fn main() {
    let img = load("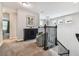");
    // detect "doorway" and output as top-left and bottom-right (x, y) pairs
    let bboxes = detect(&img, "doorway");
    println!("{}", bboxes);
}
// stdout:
(2, 13), (10, 39)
